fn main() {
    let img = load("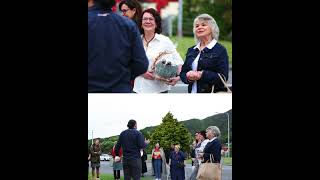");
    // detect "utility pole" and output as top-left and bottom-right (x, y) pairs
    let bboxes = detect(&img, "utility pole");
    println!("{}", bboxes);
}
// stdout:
(178, 0), (183, 38)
